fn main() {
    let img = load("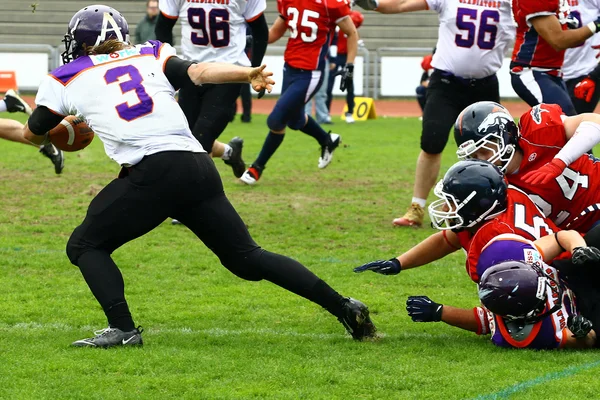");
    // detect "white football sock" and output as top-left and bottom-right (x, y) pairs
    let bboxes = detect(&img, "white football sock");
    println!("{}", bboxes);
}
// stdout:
(0, 100), (7, 113)
(221, 144), (232, 160)
(412, 197), (426, 208)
